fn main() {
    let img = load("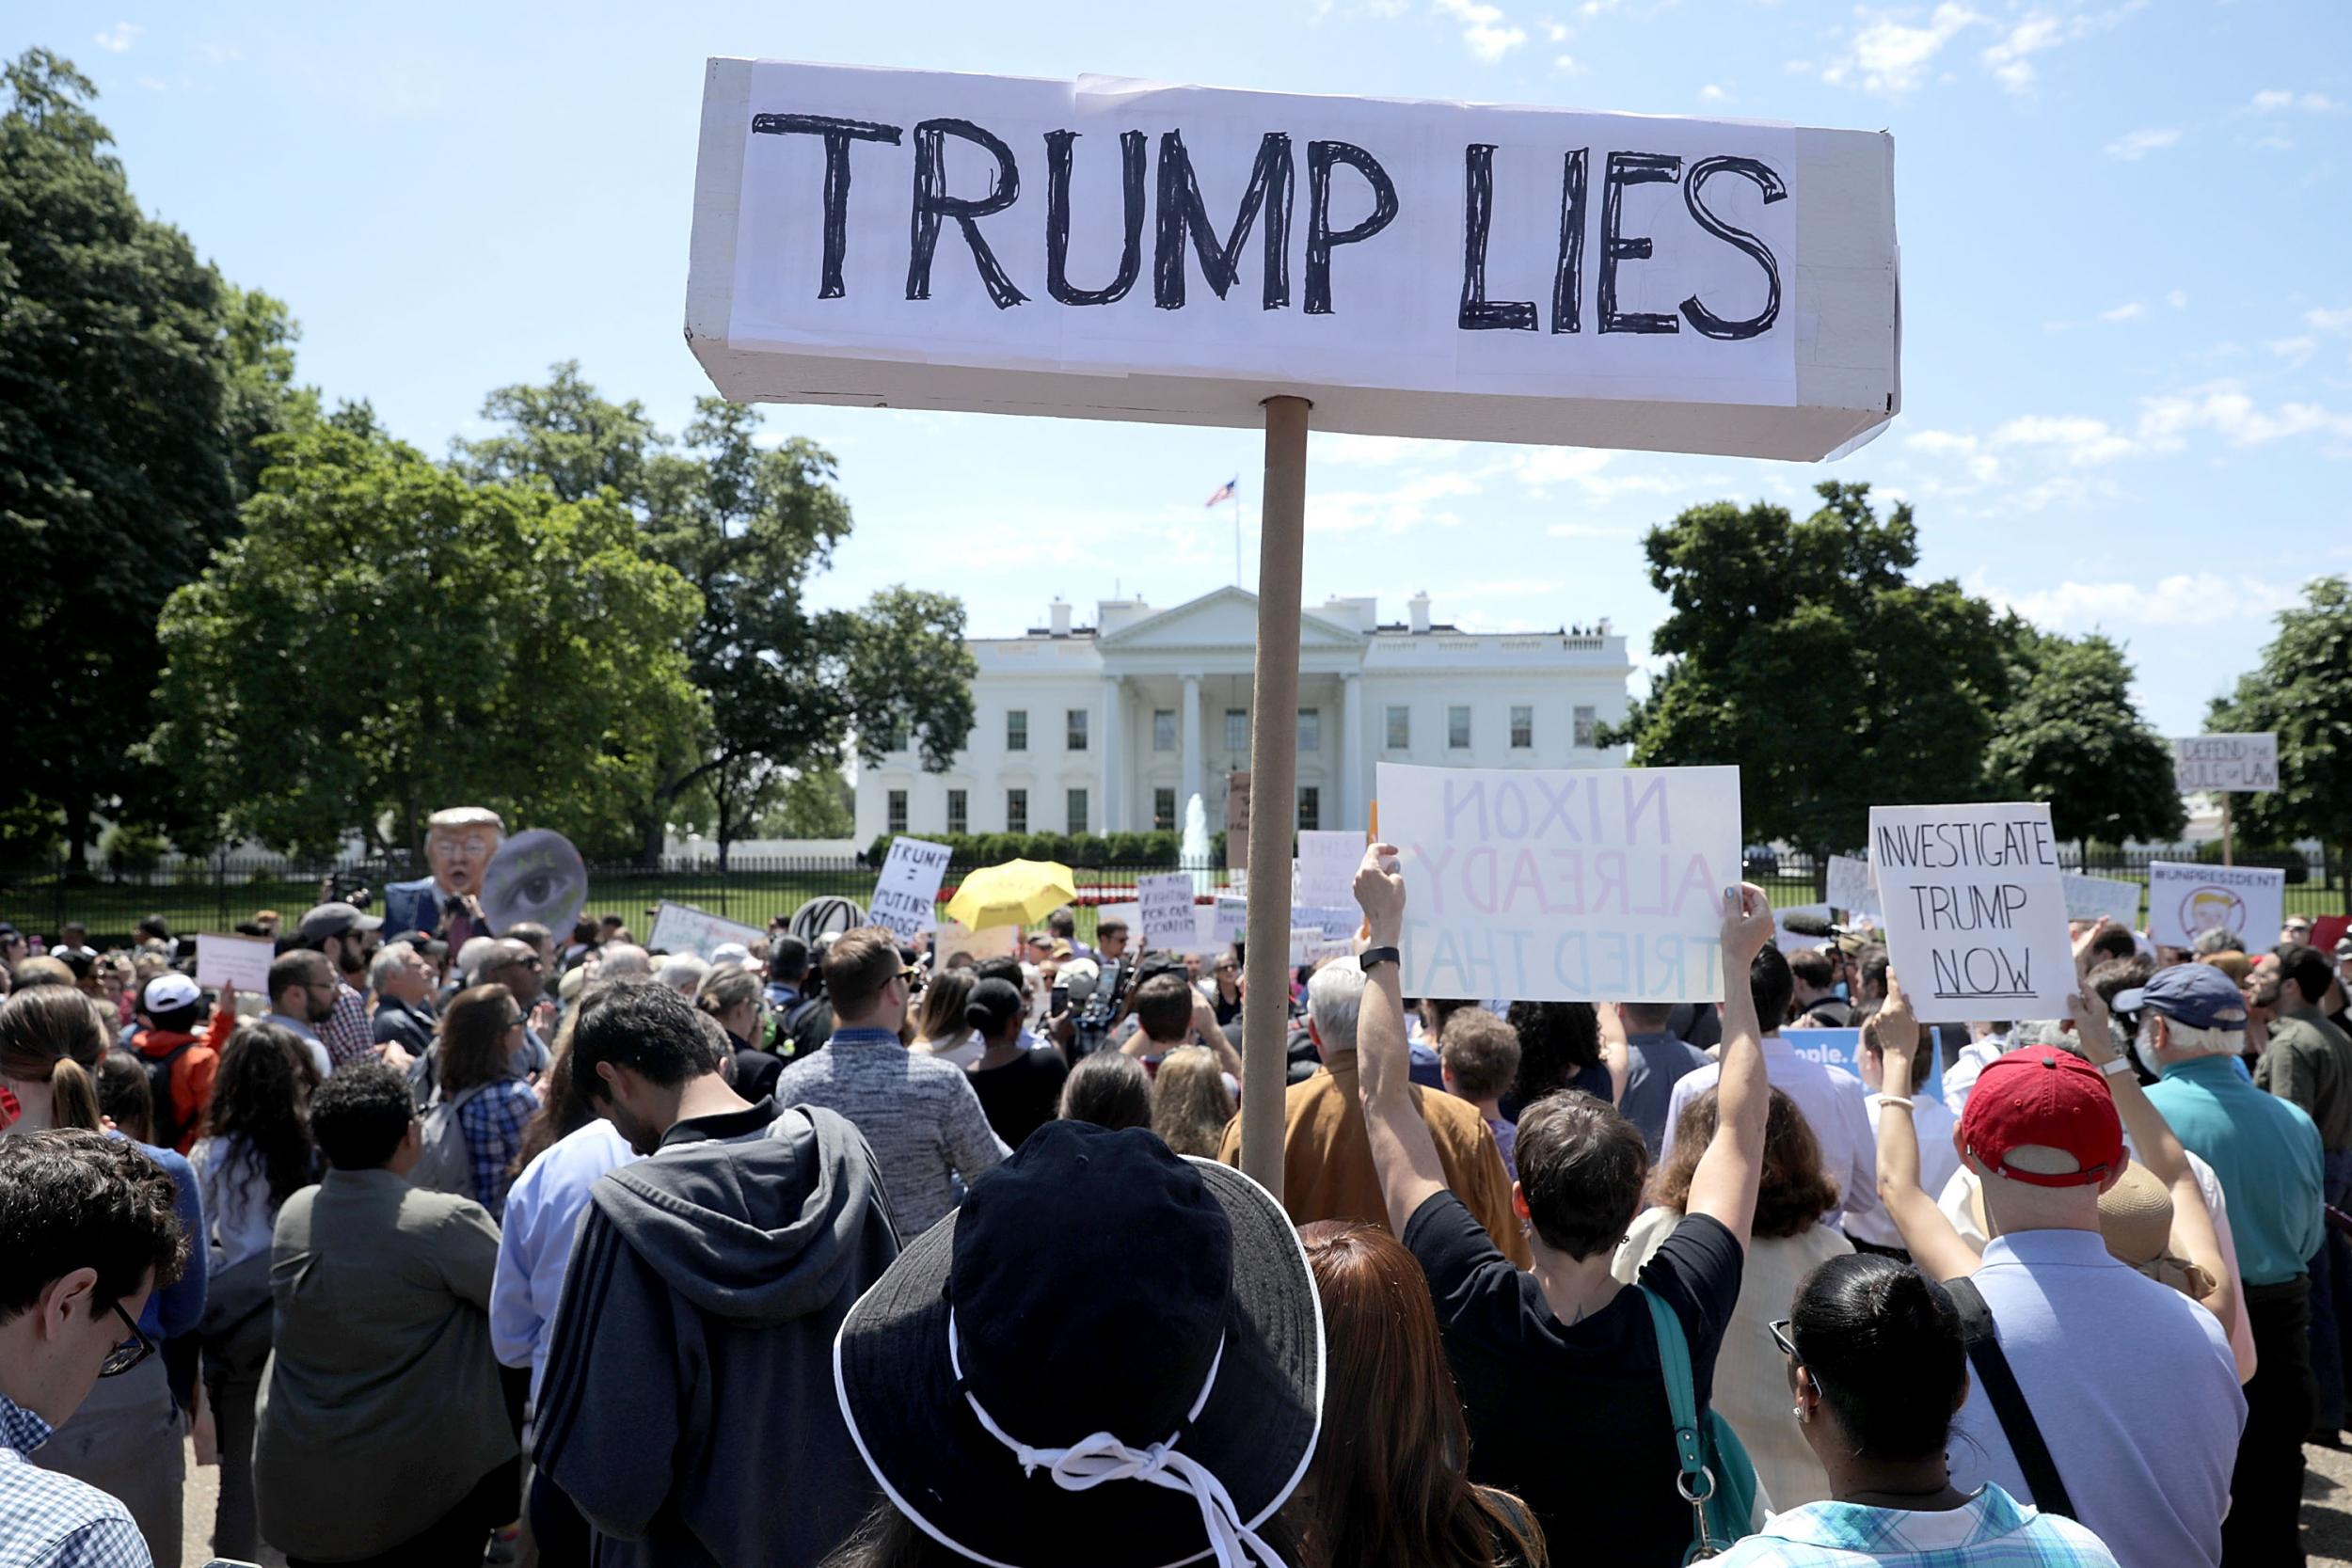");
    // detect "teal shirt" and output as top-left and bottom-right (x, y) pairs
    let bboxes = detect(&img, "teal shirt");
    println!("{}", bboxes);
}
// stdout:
(2147, 1053), (2325, 1285)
